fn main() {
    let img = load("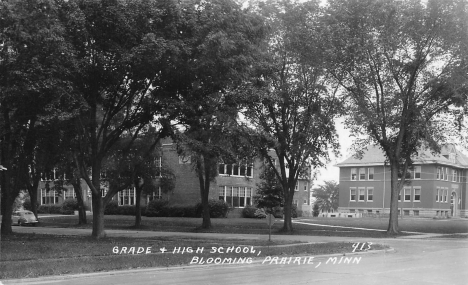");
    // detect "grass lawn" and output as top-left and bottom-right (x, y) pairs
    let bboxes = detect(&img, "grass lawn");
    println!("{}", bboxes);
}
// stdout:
(0, 233), (388, 279)
(295, 216), (468, 234)
(36, 214), (468, 237)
